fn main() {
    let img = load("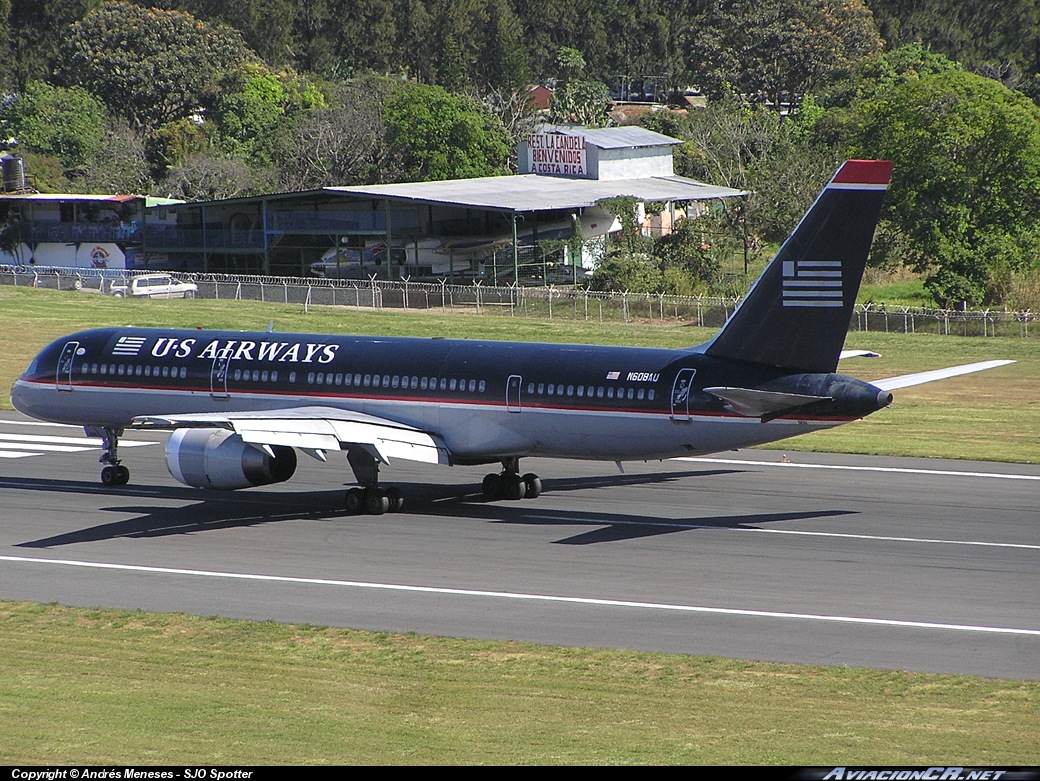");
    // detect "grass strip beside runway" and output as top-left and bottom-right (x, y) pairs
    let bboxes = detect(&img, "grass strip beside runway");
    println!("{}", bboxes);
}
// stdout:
(1, 287), (1037, 462)
(1, 601), (1037, 764)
